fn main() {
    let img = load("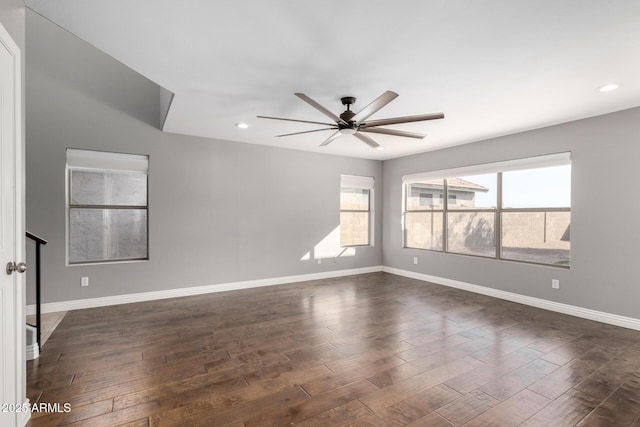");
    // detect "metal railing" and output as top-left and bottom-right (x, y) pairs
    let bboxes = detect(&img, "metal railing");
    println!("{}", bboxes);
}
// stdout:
(26, 231), (47, 348)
